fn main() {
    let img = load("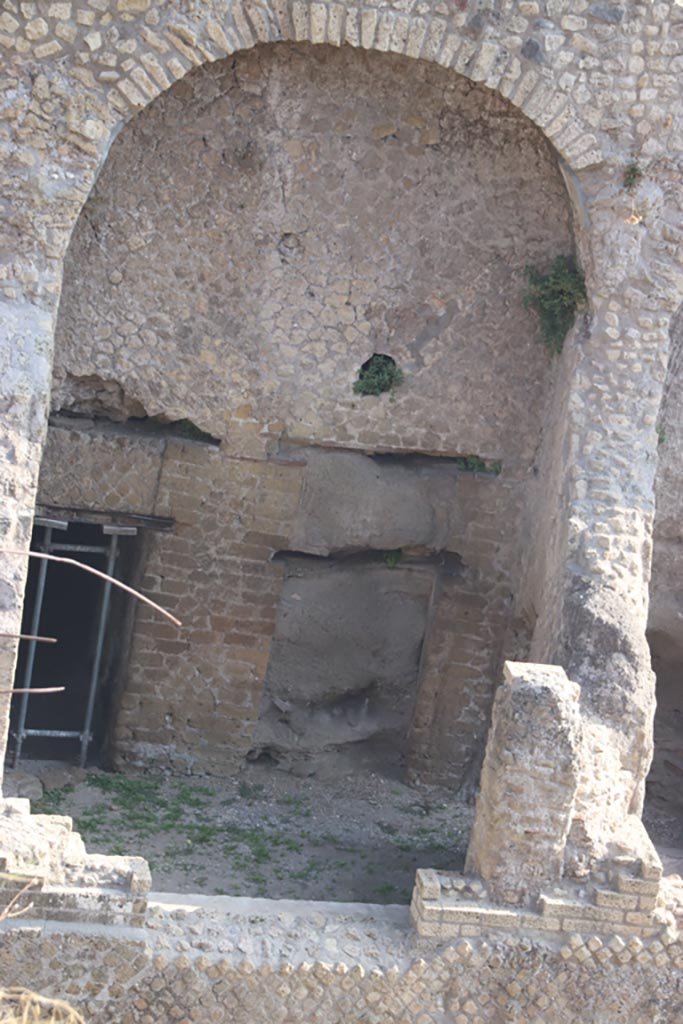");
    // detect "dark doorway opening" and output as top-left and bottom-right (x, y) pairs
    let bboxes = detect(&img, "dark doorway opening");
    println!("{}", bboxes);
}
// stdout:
(8, 519), (142, 766)
(644, 630), (683, 877)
